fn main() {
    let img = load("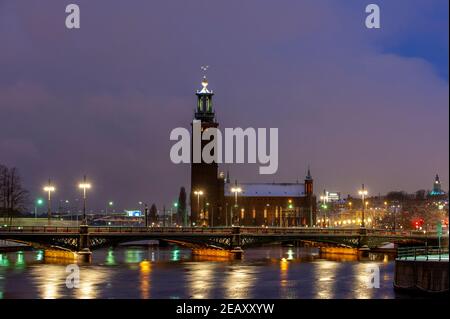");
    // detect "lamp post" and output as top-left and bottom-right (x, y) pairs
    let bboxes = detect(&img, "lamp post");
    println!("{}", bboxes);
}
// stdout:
(35, 198), (44, 219)
(206, 202), (210, 226)
(106, 201), (113, 216)
(358, 184), (368, 228)
(193, 190), (203, 225)
(231, 185), (242, 225)
(319, 195), (325, 228)
(173, 202), (178, 226)
(78, 175), (91, 225)
(43, 179), (55, 226)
